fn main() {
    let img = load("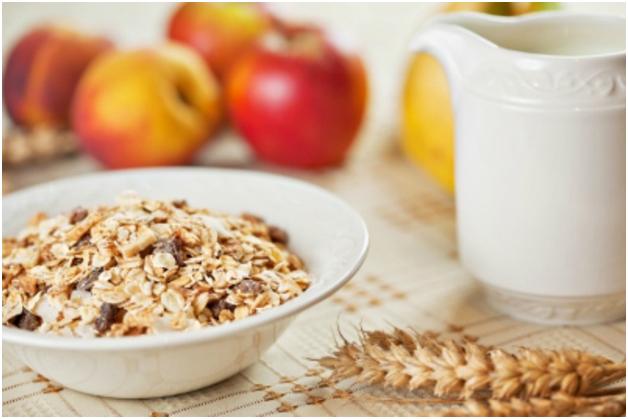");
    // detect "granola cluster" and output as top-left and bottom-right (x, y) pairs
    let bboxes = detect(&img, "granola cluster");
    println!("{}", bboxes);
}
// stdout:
(2, 192), (310, 337)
